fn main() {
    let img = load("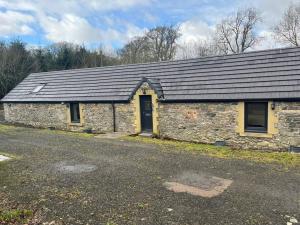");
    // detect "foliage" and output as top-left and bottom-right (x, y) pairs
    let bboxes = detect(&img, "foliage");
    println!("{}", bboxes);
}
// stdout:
(0, 41), (120, 99)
